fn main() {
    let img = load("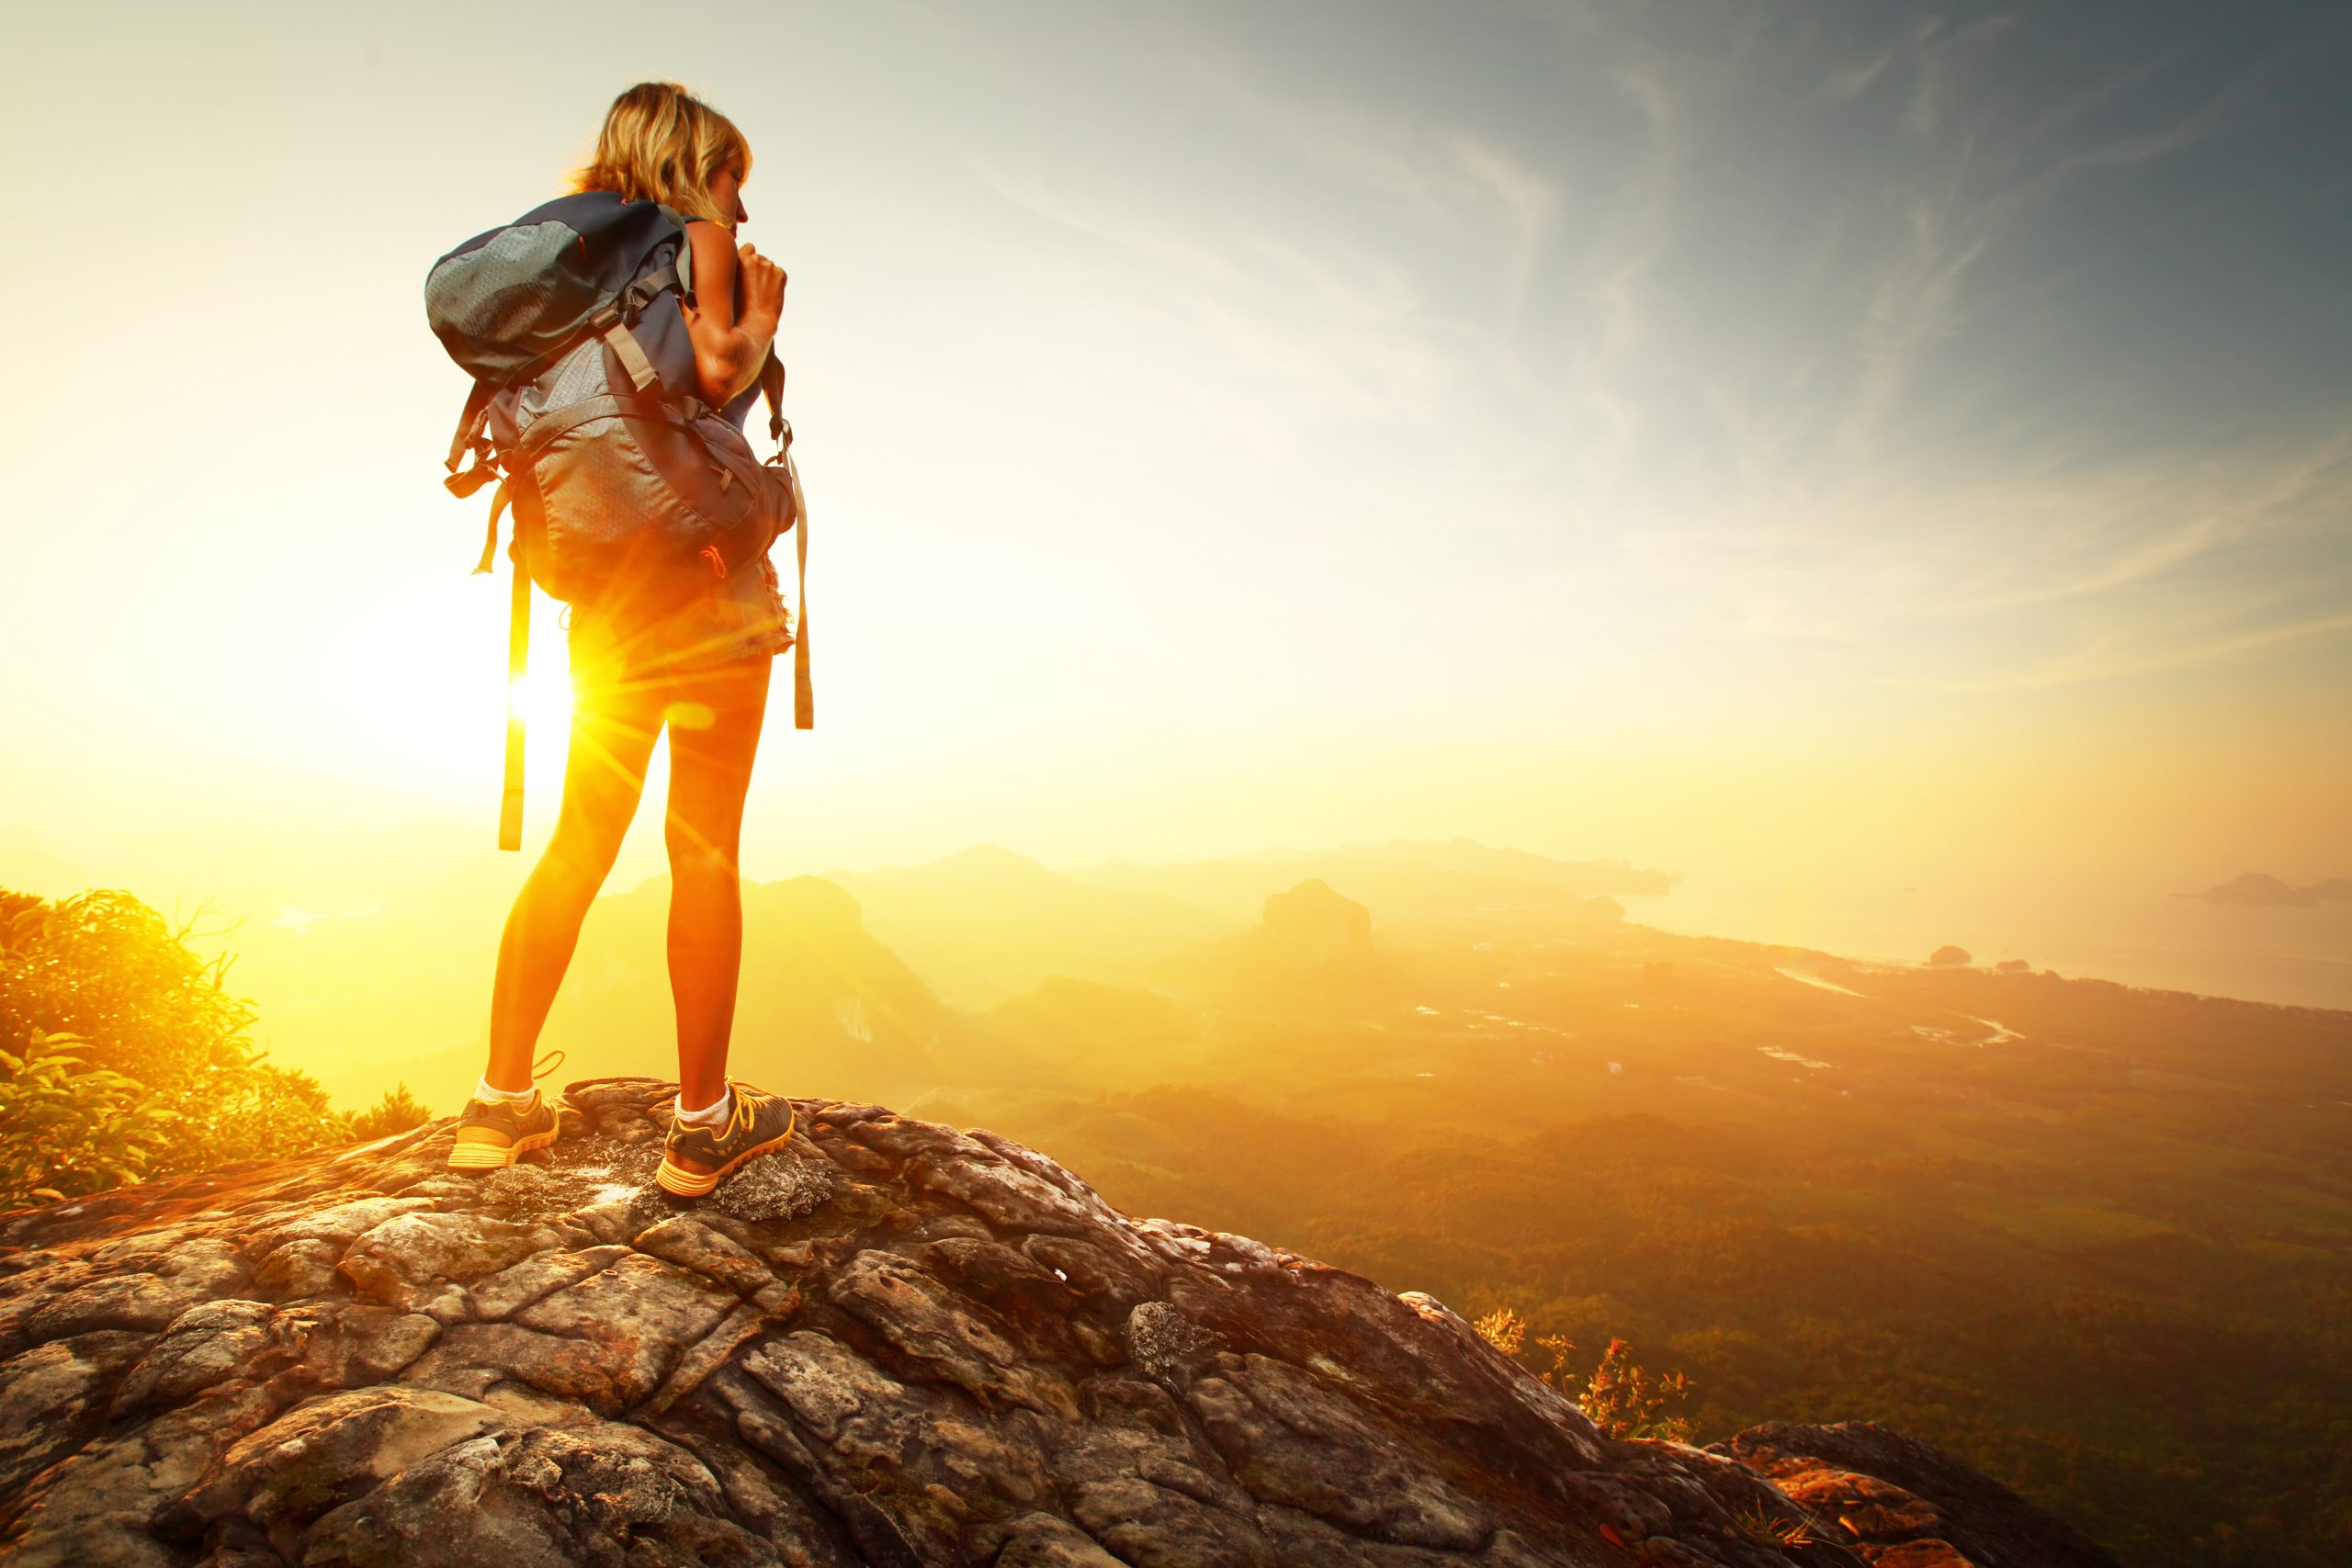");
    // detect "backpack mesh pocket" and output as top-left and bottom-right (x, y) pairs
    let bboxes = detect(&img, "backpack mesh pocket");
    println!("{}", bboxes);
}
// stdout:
(518, 396), (772, 606)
